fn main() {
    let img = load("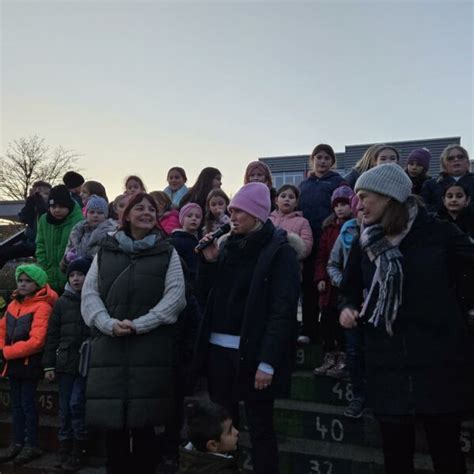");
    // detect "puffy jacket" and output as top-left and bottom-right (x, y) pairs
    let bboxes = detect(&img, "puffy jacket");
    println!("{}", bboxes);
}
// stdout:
(160, 209), (181, 235)
(178, 445), (240, 474)
(64, 218), (117, 262)
(42, 285), (90, 375)
(314, 217), (347, 308)
(269, 210), (313, 259)
(298, 171), (344, 245)
(83, 235), (182, 430)
(0, 285), (58, 378)
(35, 204), (84, 293)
